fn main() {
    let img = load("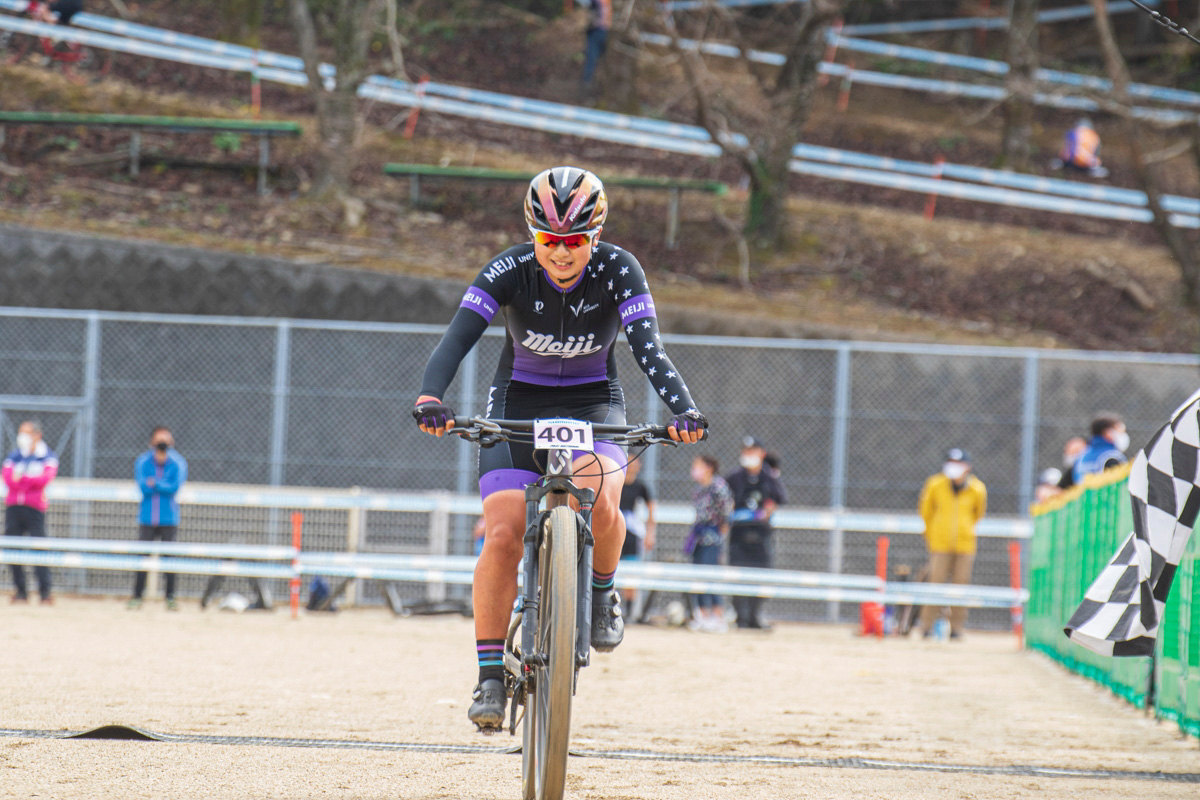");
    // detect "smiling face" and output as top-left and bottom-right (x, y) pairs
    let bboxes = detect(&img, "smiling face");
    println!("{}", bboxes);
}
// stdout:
(531, 228), (598, 288)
